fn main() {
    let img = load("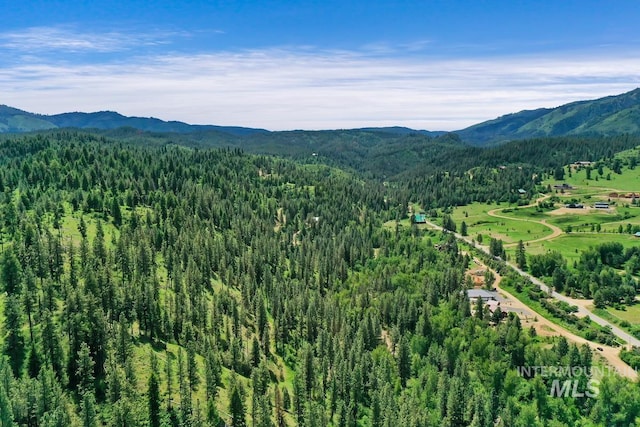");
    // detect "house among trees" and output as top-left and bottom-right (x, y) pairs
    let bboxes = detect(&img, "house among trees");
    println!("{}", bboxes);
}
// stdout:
(574, 161), (593, 167)
(517, 188), (526, 195)
(466, 289), (498, 301)
(413, 213), (427, 223)
(486, 300), (506, 316)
